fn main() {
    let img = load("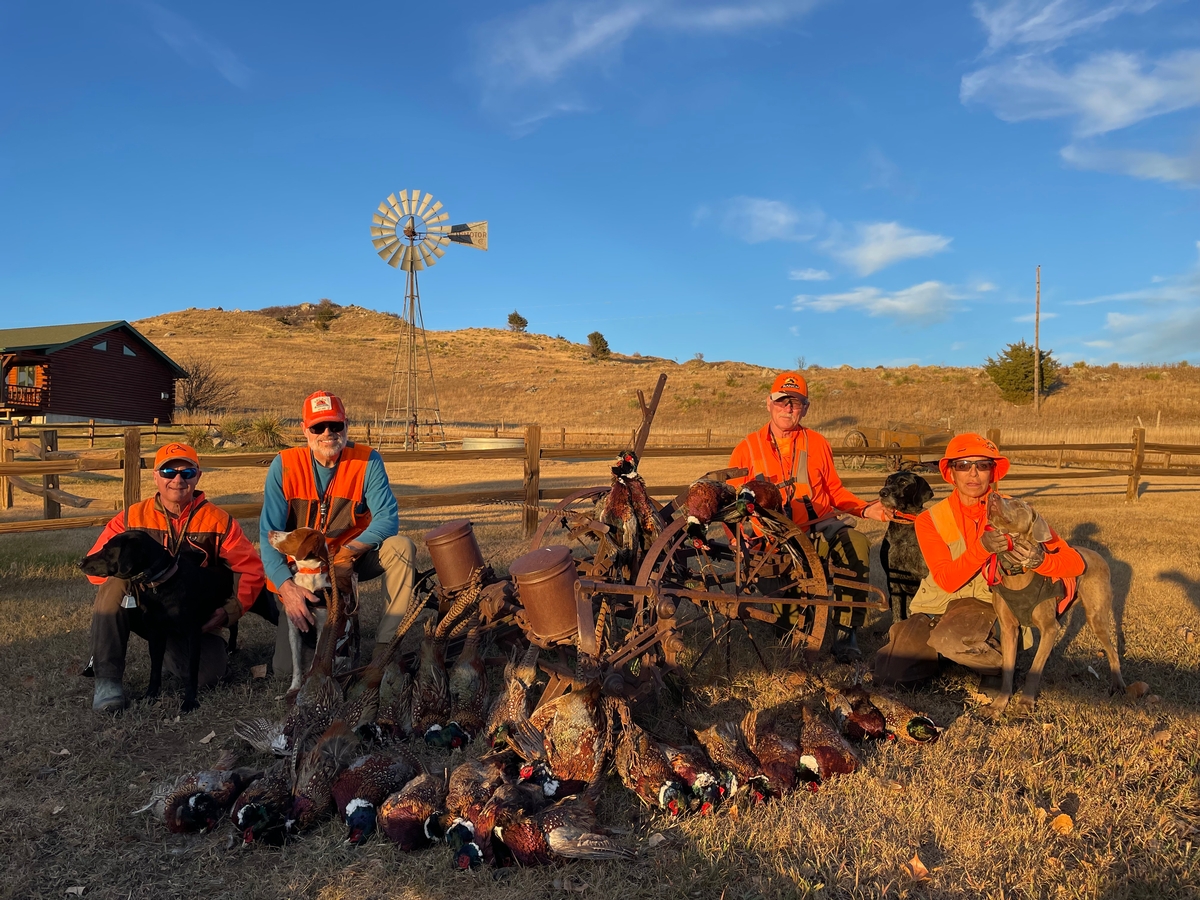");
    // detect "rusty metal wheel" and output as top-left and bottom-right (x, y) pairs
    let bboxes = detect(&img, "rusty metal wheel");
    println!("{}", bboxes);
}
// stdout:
(886, 441), (904, 472)
(530, 486), (622, 580)
(842, 430), (869, 470)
